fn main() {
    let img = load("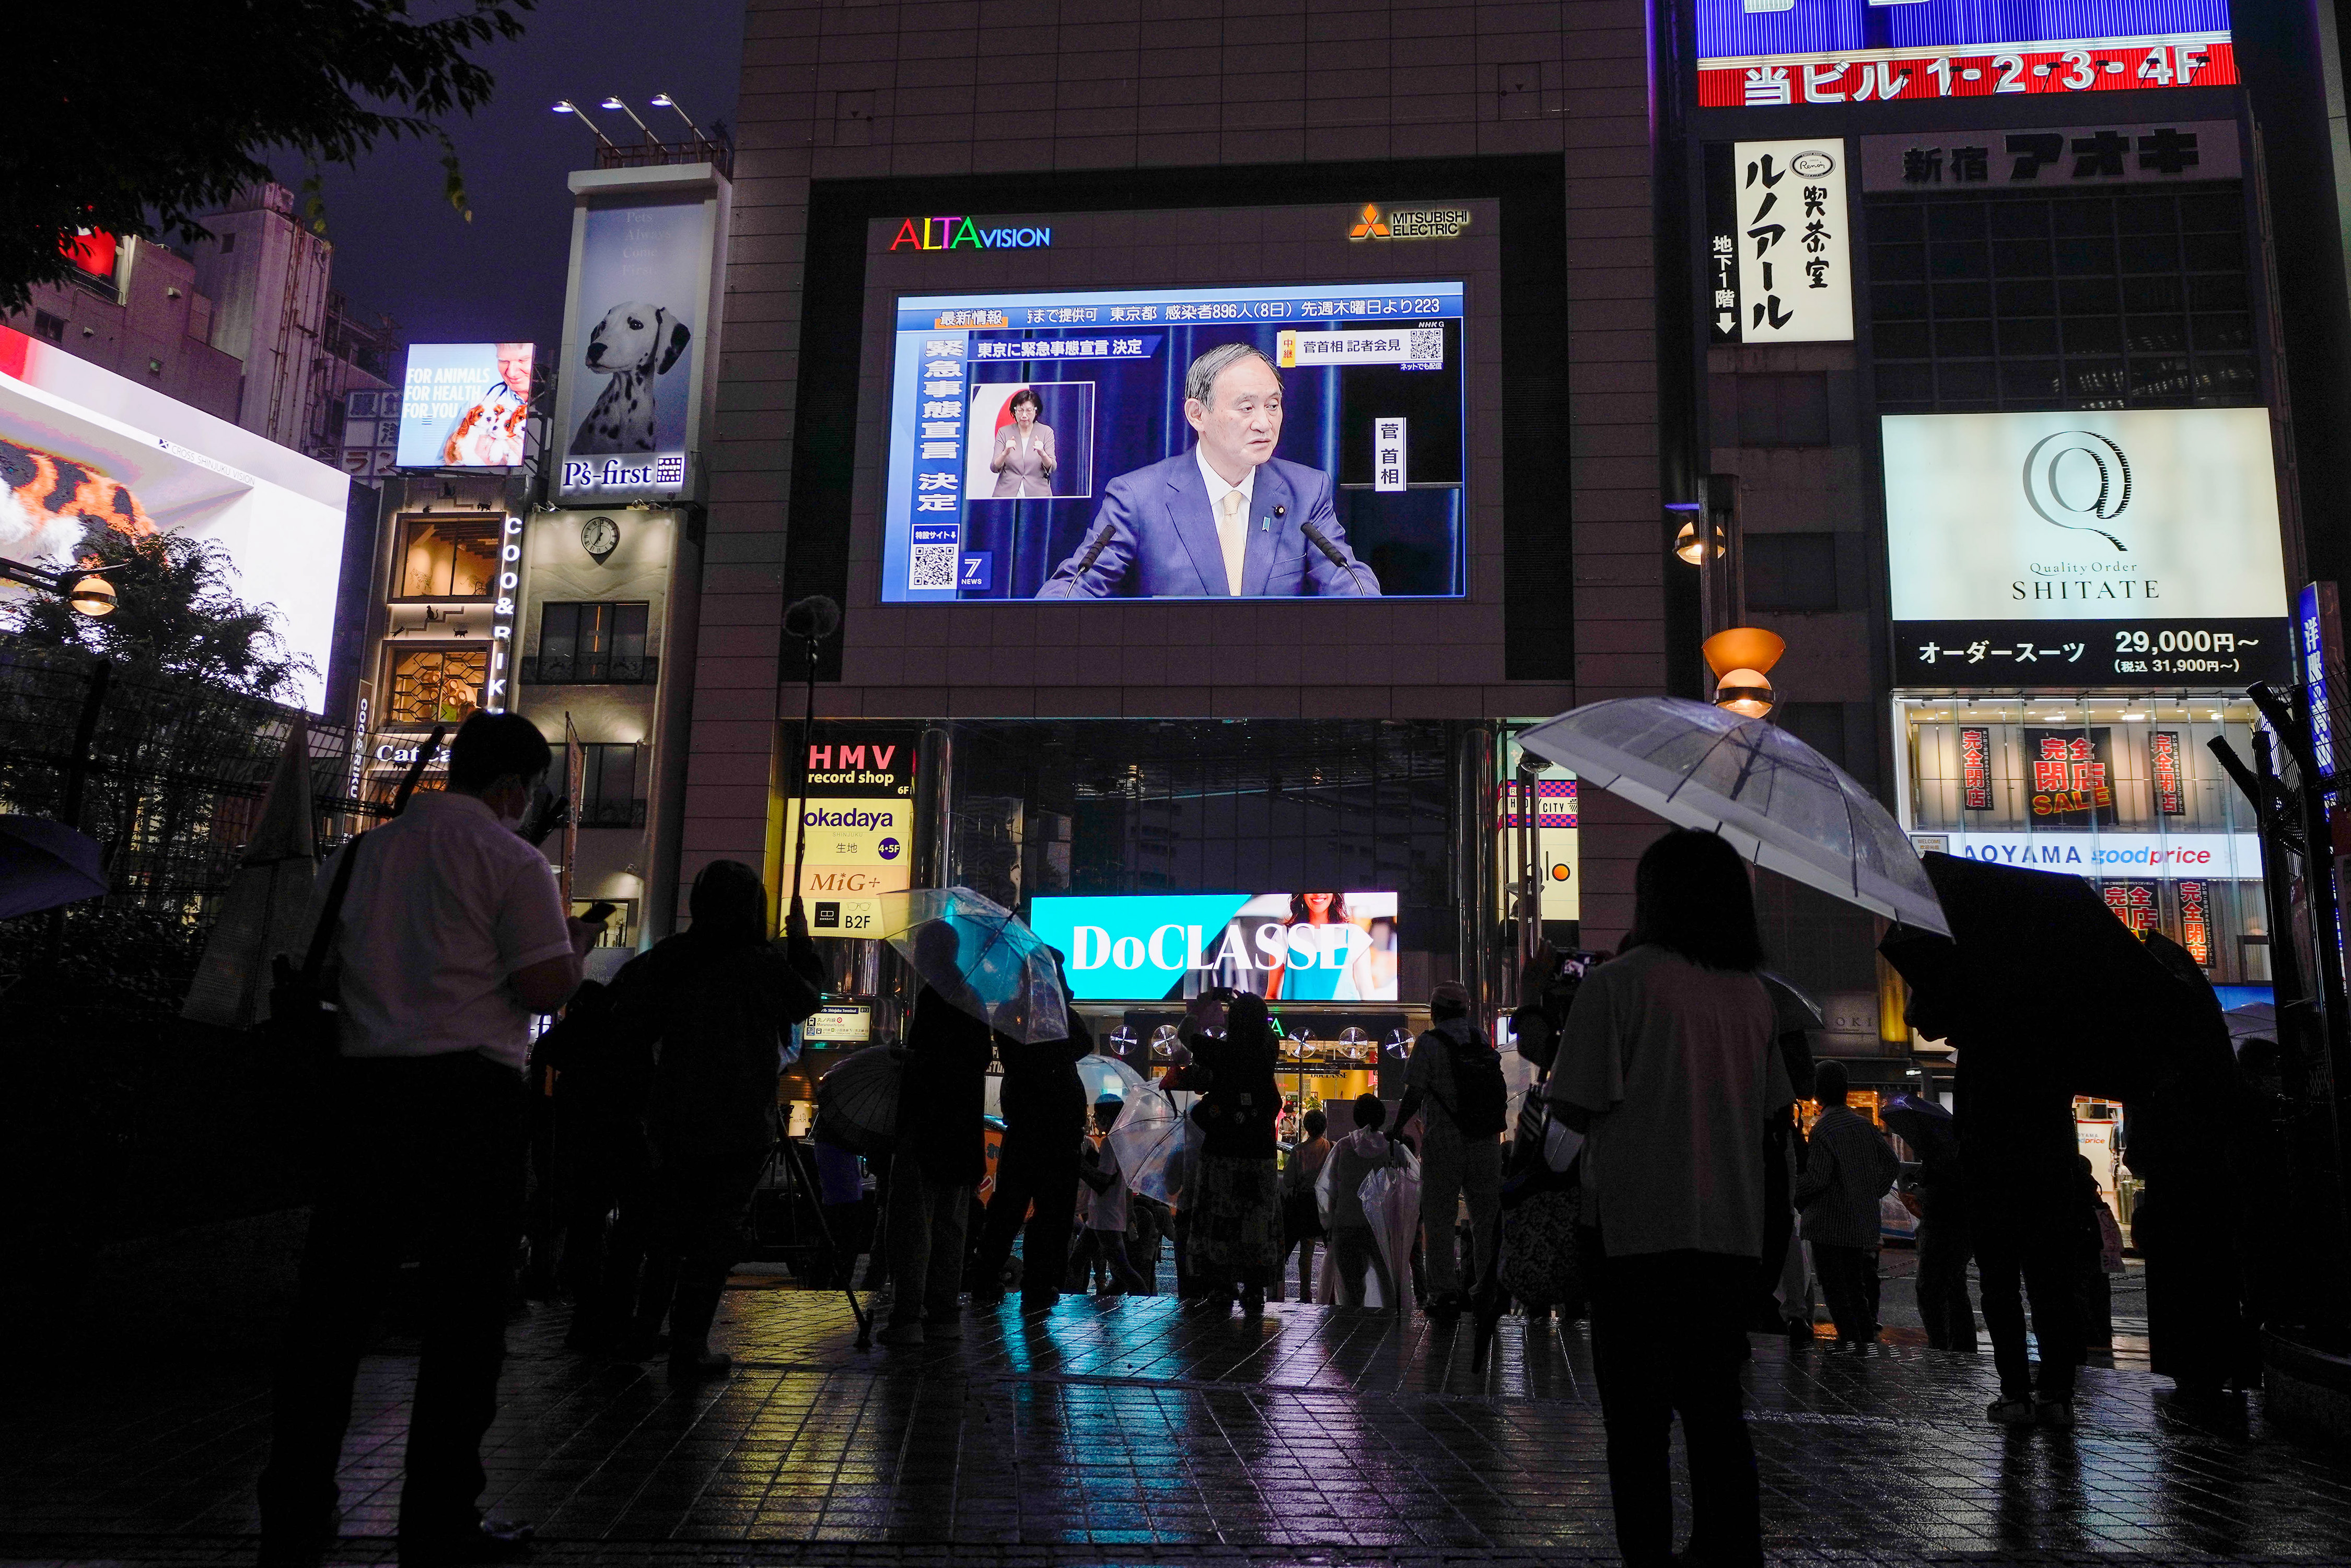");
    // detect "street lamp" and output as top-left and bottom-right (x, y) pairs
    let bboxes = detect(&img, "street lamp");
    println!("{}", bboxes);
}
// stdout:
(1702, 626), (1786, 720)
(649, 92), (704, 137)
(550, 100), (618, 148)
(67, 574), (116, 616)
(2, 557), (119, 618)
(598, 96), (656, 141)
(1674, 519), (1724, 565)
